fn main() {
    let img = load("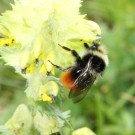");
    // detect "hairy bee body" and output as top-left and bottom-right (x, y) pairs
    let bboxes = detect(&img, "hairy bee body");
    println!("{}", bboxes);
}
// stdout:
(50, 42), (108, 103)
